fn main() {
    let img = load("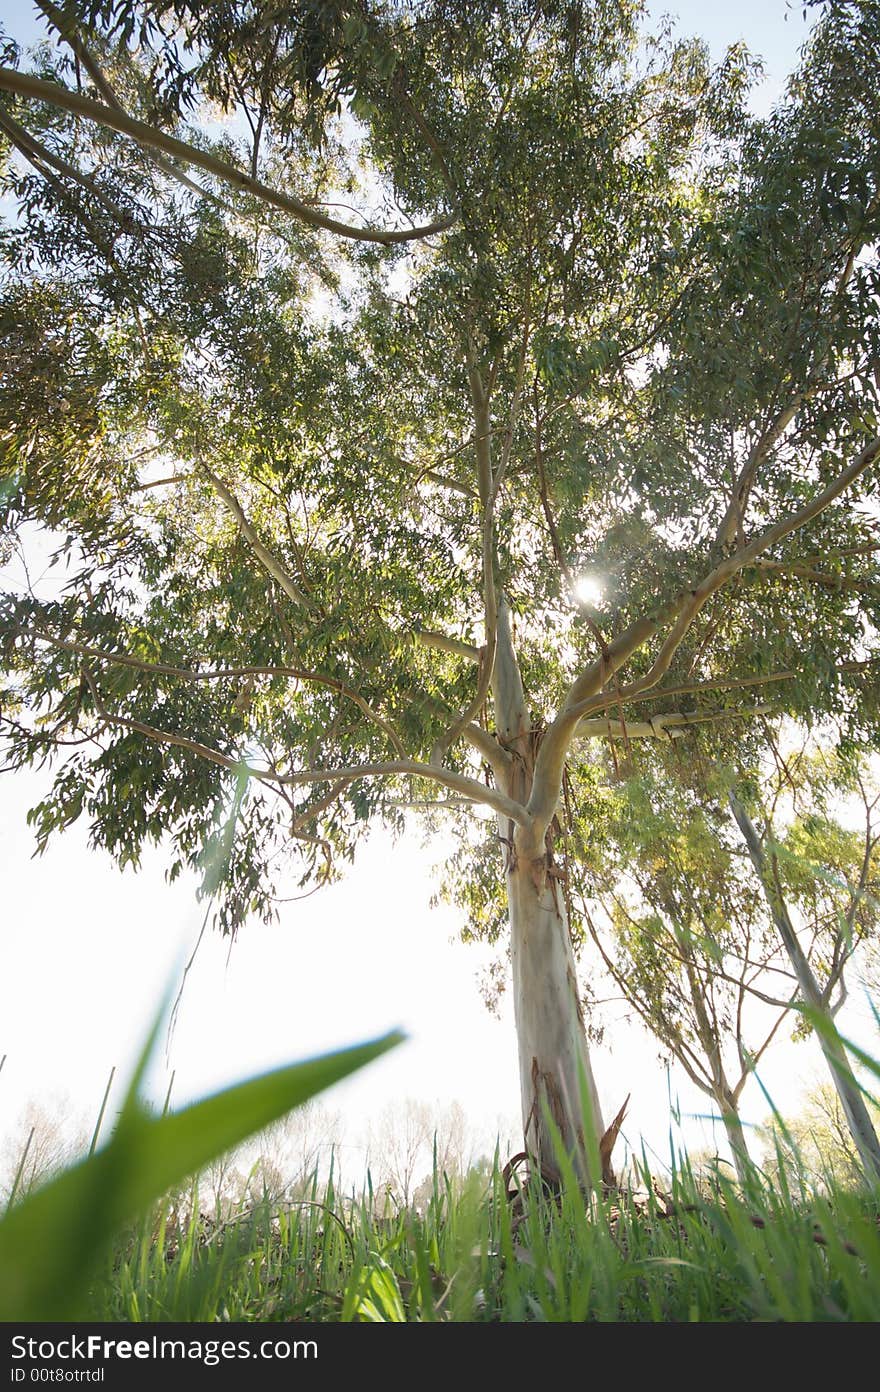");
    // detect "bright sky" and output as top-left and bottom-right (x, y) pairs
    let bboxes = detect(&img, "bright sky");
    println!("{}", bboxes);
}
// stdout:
(2, 0), (876, 1187)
